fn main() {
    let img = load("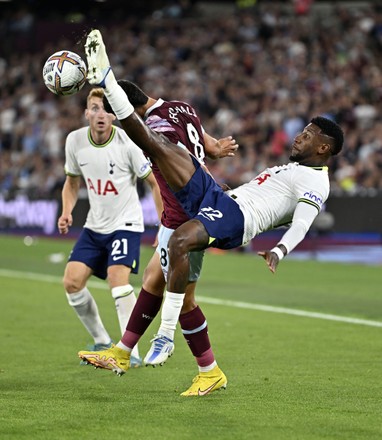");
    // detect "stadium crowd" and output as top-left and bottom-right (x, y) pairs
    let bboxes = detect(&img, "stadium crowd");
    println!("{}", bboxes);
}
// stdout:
(1, 1), (382, 201)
